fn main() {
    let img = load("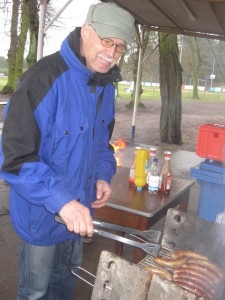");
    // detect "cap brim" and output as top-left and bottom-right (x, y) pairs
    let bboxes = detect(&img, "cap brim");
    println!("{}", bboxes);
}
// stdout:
(92, 23), (132, 45)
